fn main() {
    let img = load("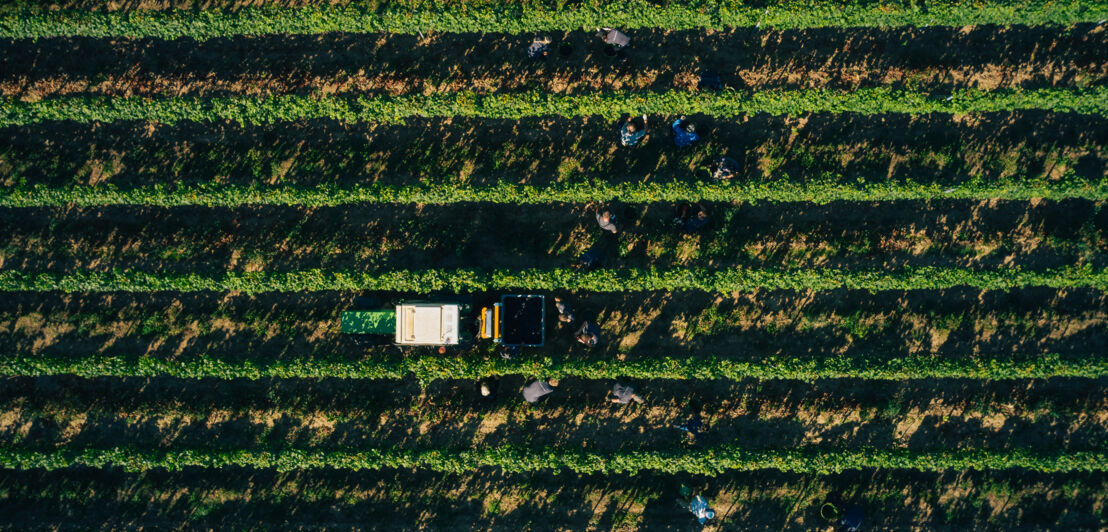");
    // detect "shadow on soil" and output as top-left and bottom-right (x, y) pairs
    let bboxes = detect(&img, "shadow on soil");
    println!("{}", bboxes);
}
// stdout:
(2, 112), (1104, 190)
(0, 467), (1104, 530)
(0, 288), (1104, 362)
(2, 25), (1105, 97)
